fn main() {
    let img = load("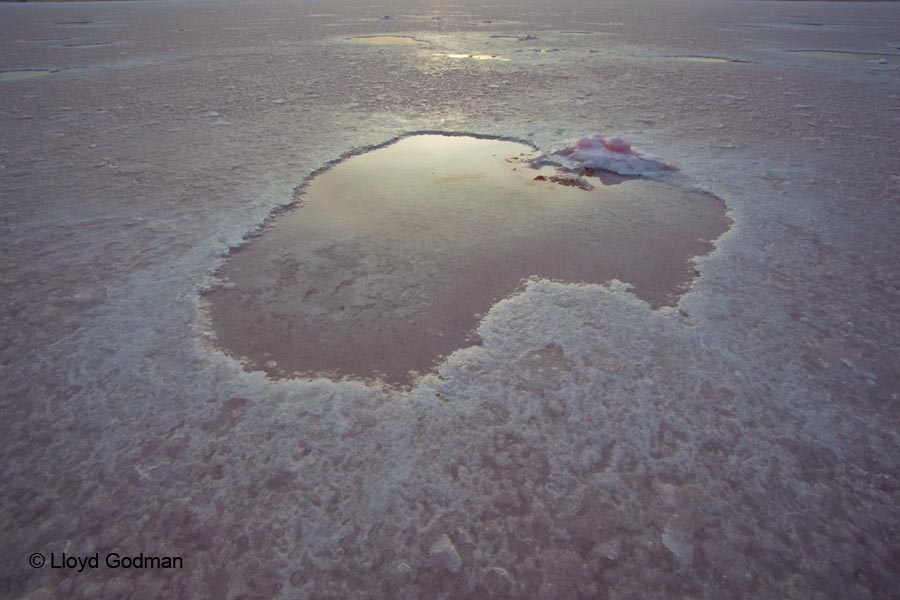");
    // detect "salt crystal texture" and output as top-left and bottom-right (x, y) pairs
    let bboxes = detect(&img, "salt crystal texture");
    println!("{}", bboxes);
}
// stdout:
(429, 534), (462, 573)
(2, 0), (899, 598)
